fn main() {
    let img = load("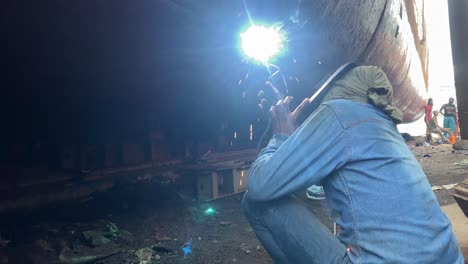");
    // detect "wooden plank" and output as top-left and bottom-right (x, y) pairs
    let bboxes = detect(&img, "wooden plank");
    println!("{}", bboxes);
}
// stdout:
(455, 186), (468, 198)
(441, 204), (468, 263)
(211, 171), (219, 199)
(453, 193), (468, 218)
